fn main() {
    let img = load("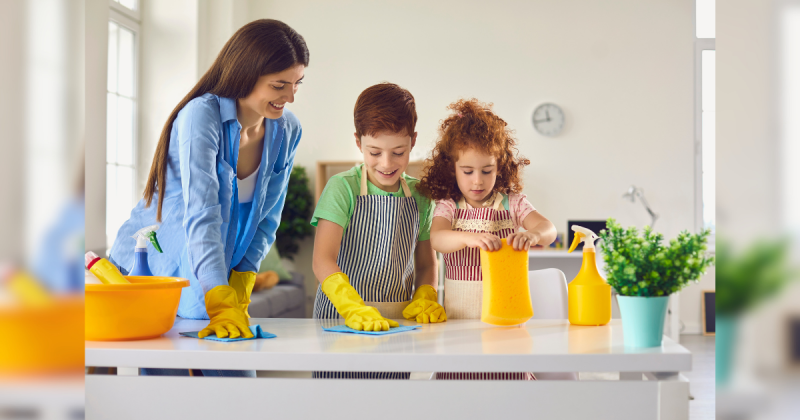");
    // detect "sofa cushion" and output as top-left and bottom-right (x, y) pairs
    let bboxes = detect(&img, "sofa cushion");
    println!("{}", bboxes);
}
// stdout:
(279, 271), (305, 288)
(249, 284), (304, 318)
(258, 246), (292, 280)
